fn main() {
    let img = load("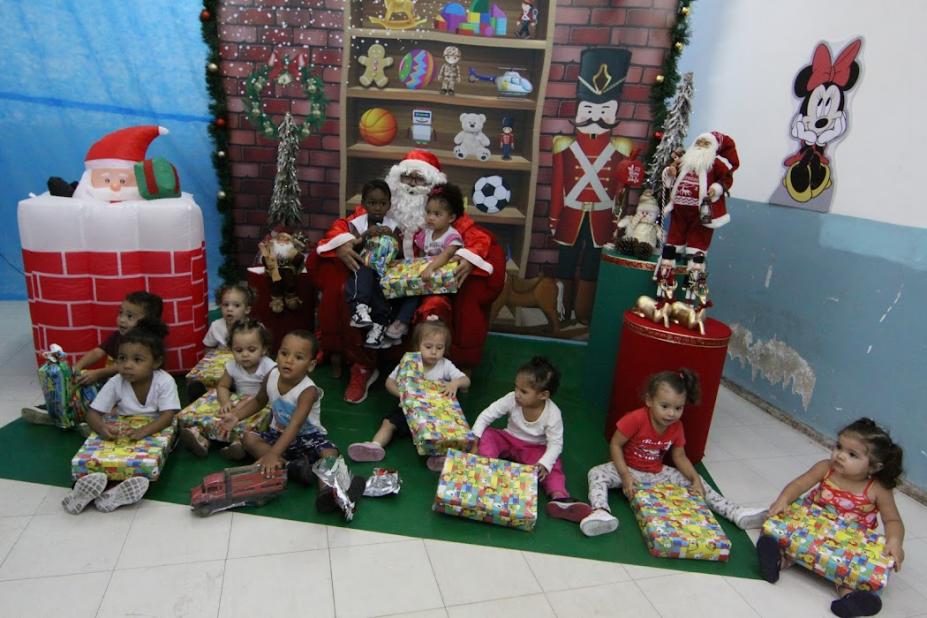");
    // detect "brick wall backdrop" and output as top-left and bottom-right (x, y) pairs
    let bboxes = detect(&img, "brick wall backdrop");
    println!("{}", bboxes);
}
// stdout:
(217, 0), (676, 274)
